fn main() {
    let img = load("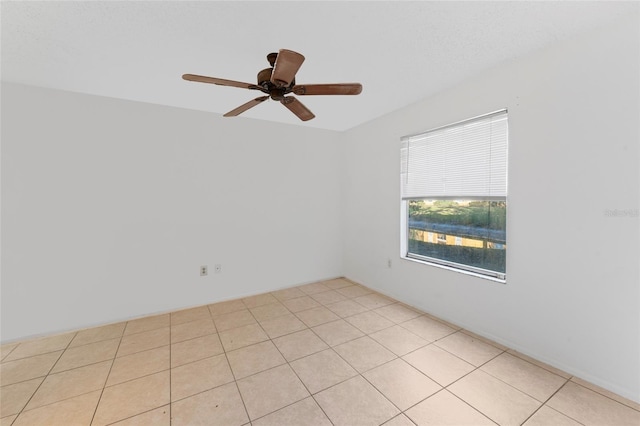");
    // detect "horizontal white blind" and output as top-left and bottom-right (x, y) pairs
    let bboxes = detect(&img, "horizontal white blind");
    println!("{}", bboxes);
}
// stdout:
(401, 110), (508, 199)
